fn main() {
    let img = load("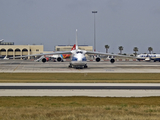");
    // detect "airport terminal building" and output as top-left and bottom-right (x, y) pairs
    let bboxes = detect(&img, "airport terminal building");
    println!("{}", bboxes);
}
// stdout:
(0, 43), (43, 59)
